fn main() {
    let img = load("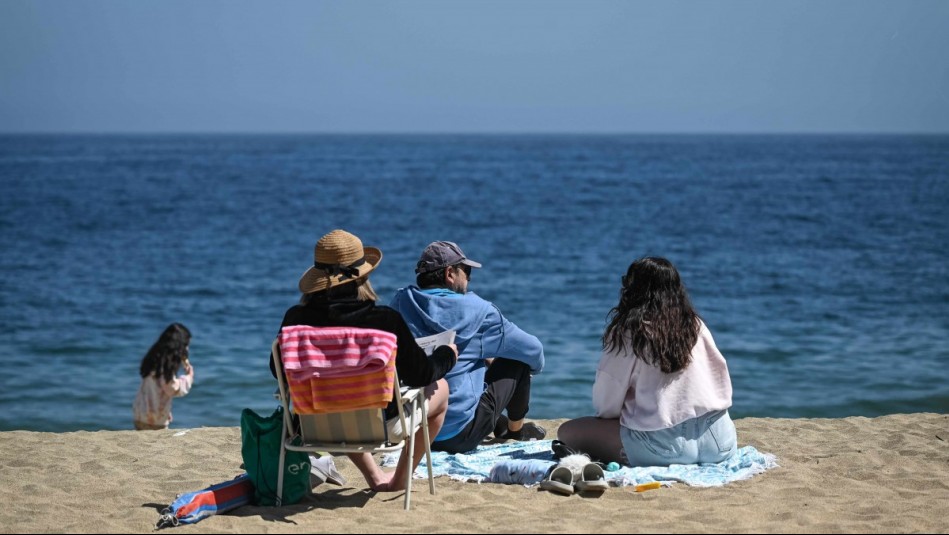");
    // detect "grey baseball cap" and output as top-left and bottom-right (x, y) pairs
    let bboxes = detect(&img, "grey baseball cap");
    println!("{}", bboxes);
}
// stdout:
(415, 241), (483, 274)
